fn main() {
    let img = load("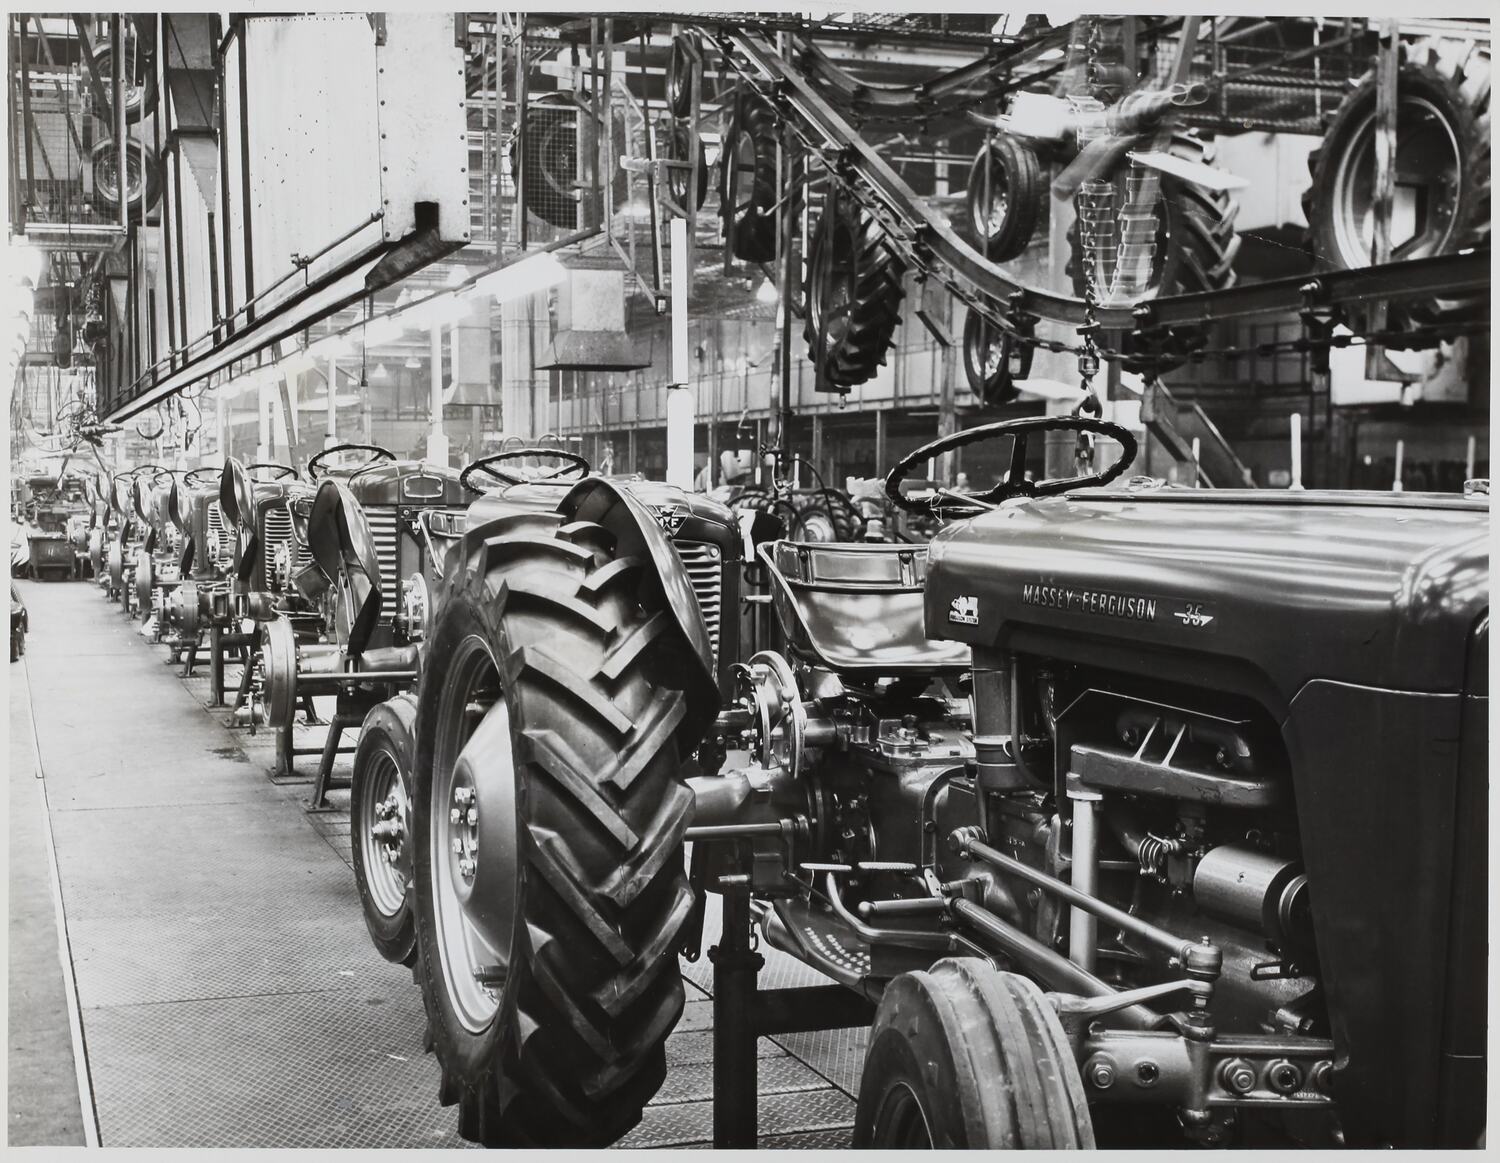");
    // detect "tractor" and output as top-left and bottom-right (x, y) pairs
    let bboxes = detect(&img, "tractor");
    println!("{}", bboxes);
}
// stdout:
(211, 458), (313, 713)
(348, 445), (748, 973)
(24, 472), (92, 581)
(160, 466), (236, 666)
(248, 443), (470, 791)
(133, 469), (190, 642)
(401, 414), (1485, 1149)
(105, 467), (164, 610)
